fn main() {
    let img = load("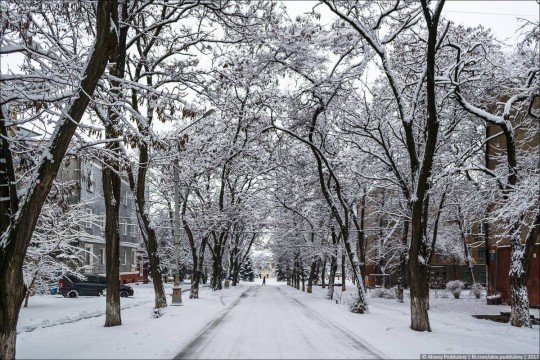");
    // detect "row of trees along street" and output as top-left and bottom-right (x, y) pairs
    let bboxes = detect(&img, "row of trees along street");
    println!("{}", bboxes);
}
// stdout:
(0, 1), (538, 358)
